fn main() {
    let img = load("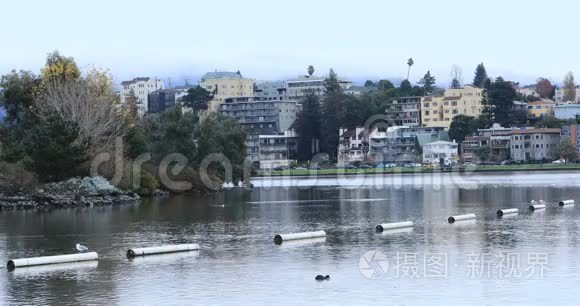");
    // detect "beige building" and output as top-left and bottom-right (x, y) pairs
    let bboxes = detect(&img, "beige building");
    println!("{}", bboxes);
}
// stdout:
(421, 85), (484, 128)
(527, 99), (555, 118)
(200, 71), (254, 113)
